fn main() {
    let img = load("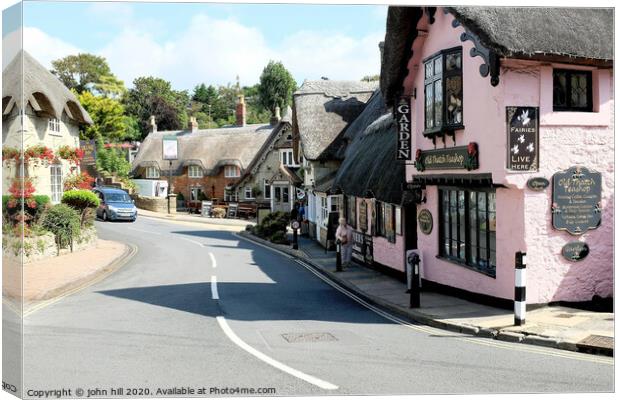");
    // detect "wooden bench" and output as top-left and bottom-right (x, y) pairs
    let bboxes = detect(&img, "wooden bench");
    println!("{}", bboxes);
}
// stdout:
(237, 203), (257, 219)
